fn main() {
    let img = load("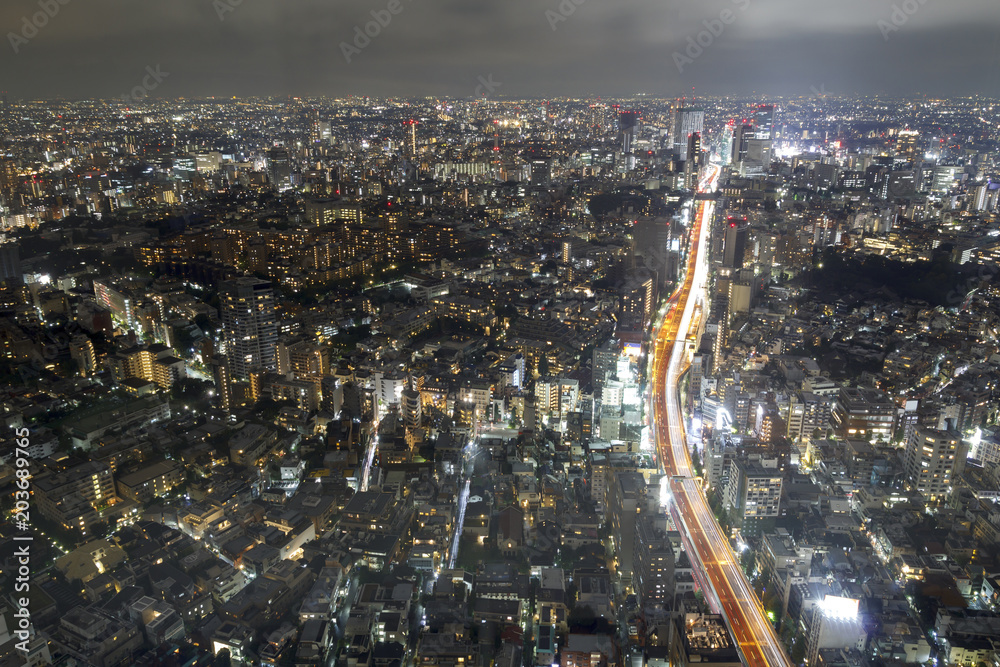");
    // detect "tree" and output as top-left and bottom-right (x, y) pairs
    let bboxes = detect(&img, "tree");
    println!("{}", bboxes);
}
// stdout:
(536, 353), (549, 377)
(90, 521), (109, 539)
